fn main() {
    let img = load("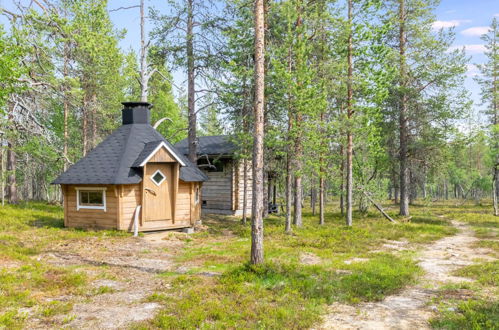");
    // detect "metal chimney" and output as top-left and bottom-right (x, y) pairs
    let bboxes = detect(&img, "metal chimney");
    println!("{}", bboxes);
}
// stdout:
(121, 102), (152, 125)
